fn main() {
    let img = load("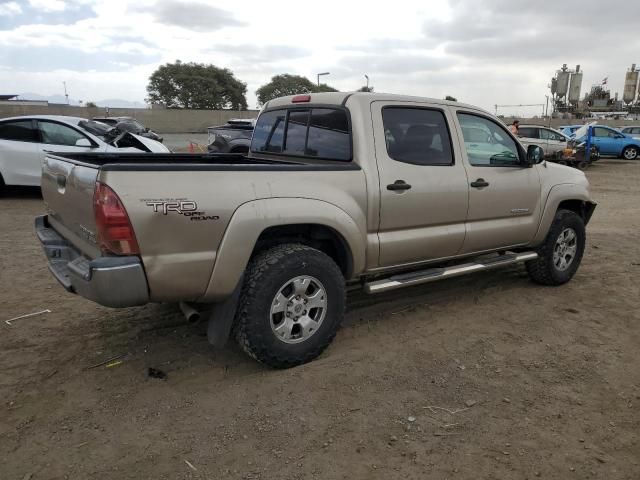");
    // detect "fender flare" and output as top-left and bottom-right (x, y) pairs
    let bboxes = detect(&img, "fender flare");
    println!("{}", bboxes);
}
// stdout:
(531, 183), (595, 245)
(200, 197), (366, 301)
